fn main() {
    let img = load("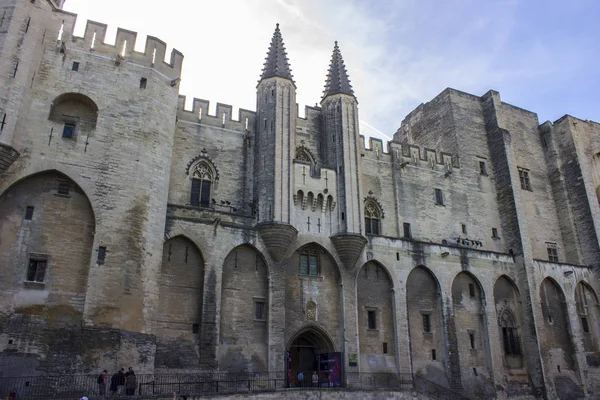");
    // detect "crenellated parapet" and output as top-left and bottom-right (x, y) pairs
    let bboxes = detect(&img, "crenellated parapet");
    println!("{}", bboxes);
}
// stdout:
(176, 96), (256, 133)
(359, 135), (460, 169)
(58, 17), (183, 77)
